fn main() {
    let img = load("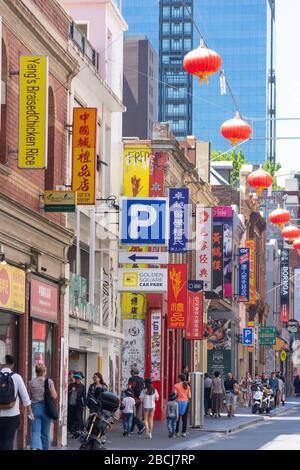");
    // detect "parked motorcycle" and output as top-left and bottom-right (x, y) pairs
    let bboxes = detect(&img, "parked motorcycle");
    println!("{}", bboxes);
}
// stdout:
(73, 391), (120, 450)
(252, 384), (275, 414)
(252, 385), (264, 414)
